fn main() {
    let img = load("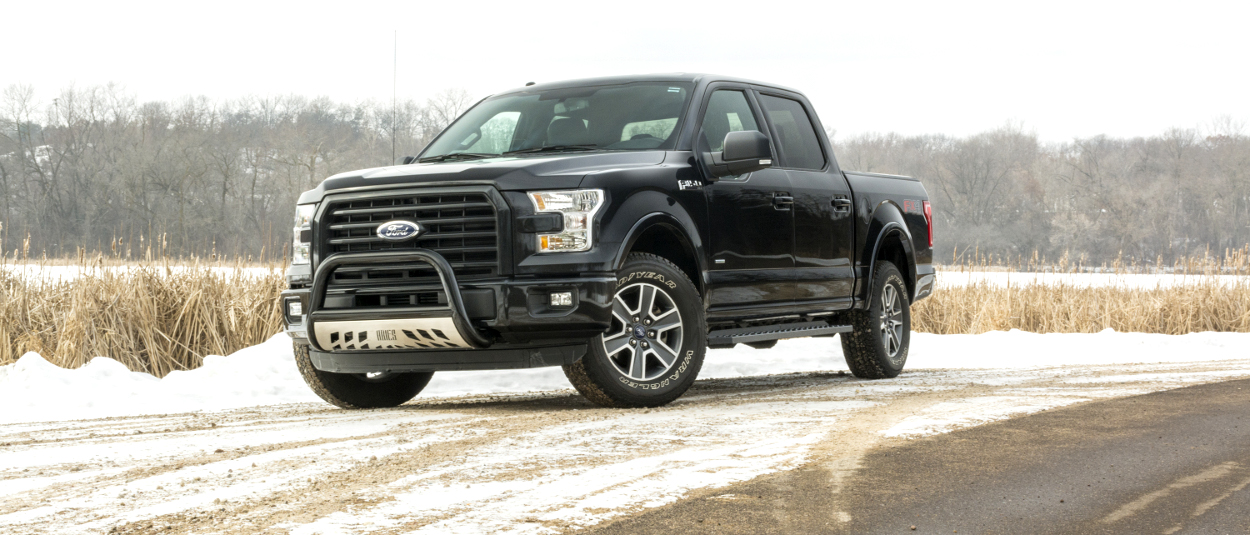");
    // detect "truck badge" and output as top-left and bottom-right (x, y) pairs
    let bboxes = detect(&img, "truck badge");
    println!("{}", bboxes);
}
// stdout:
(376, 220), (422, 241)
